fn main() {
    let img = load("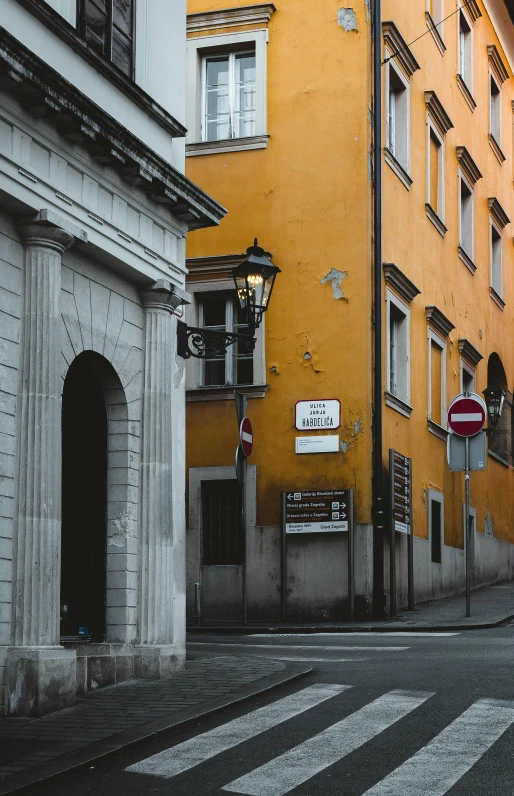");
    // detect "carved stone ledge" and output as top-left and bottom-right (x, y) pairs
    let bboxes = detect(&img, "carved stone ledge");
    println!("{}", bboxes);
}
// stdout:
(425, 305), (455, 338)
(456, 146), (482, 185)
(383, 263), (421, 303)
(139, 280), (191, 313)
(425, 91), (454, 135)
(458, 338), (483, 367)
(488, 197), (510, 229)
(488, 45), (509, 84)
(0, 27), (226, 232)
(382, 21), (420, 76)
